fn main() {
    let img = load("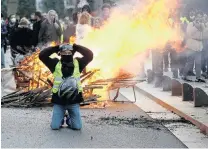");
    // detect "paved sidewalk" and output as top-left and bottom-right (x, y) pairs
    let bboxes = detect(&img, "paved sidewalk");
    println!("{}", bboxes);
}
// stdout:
(136, 82), (208, 135)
